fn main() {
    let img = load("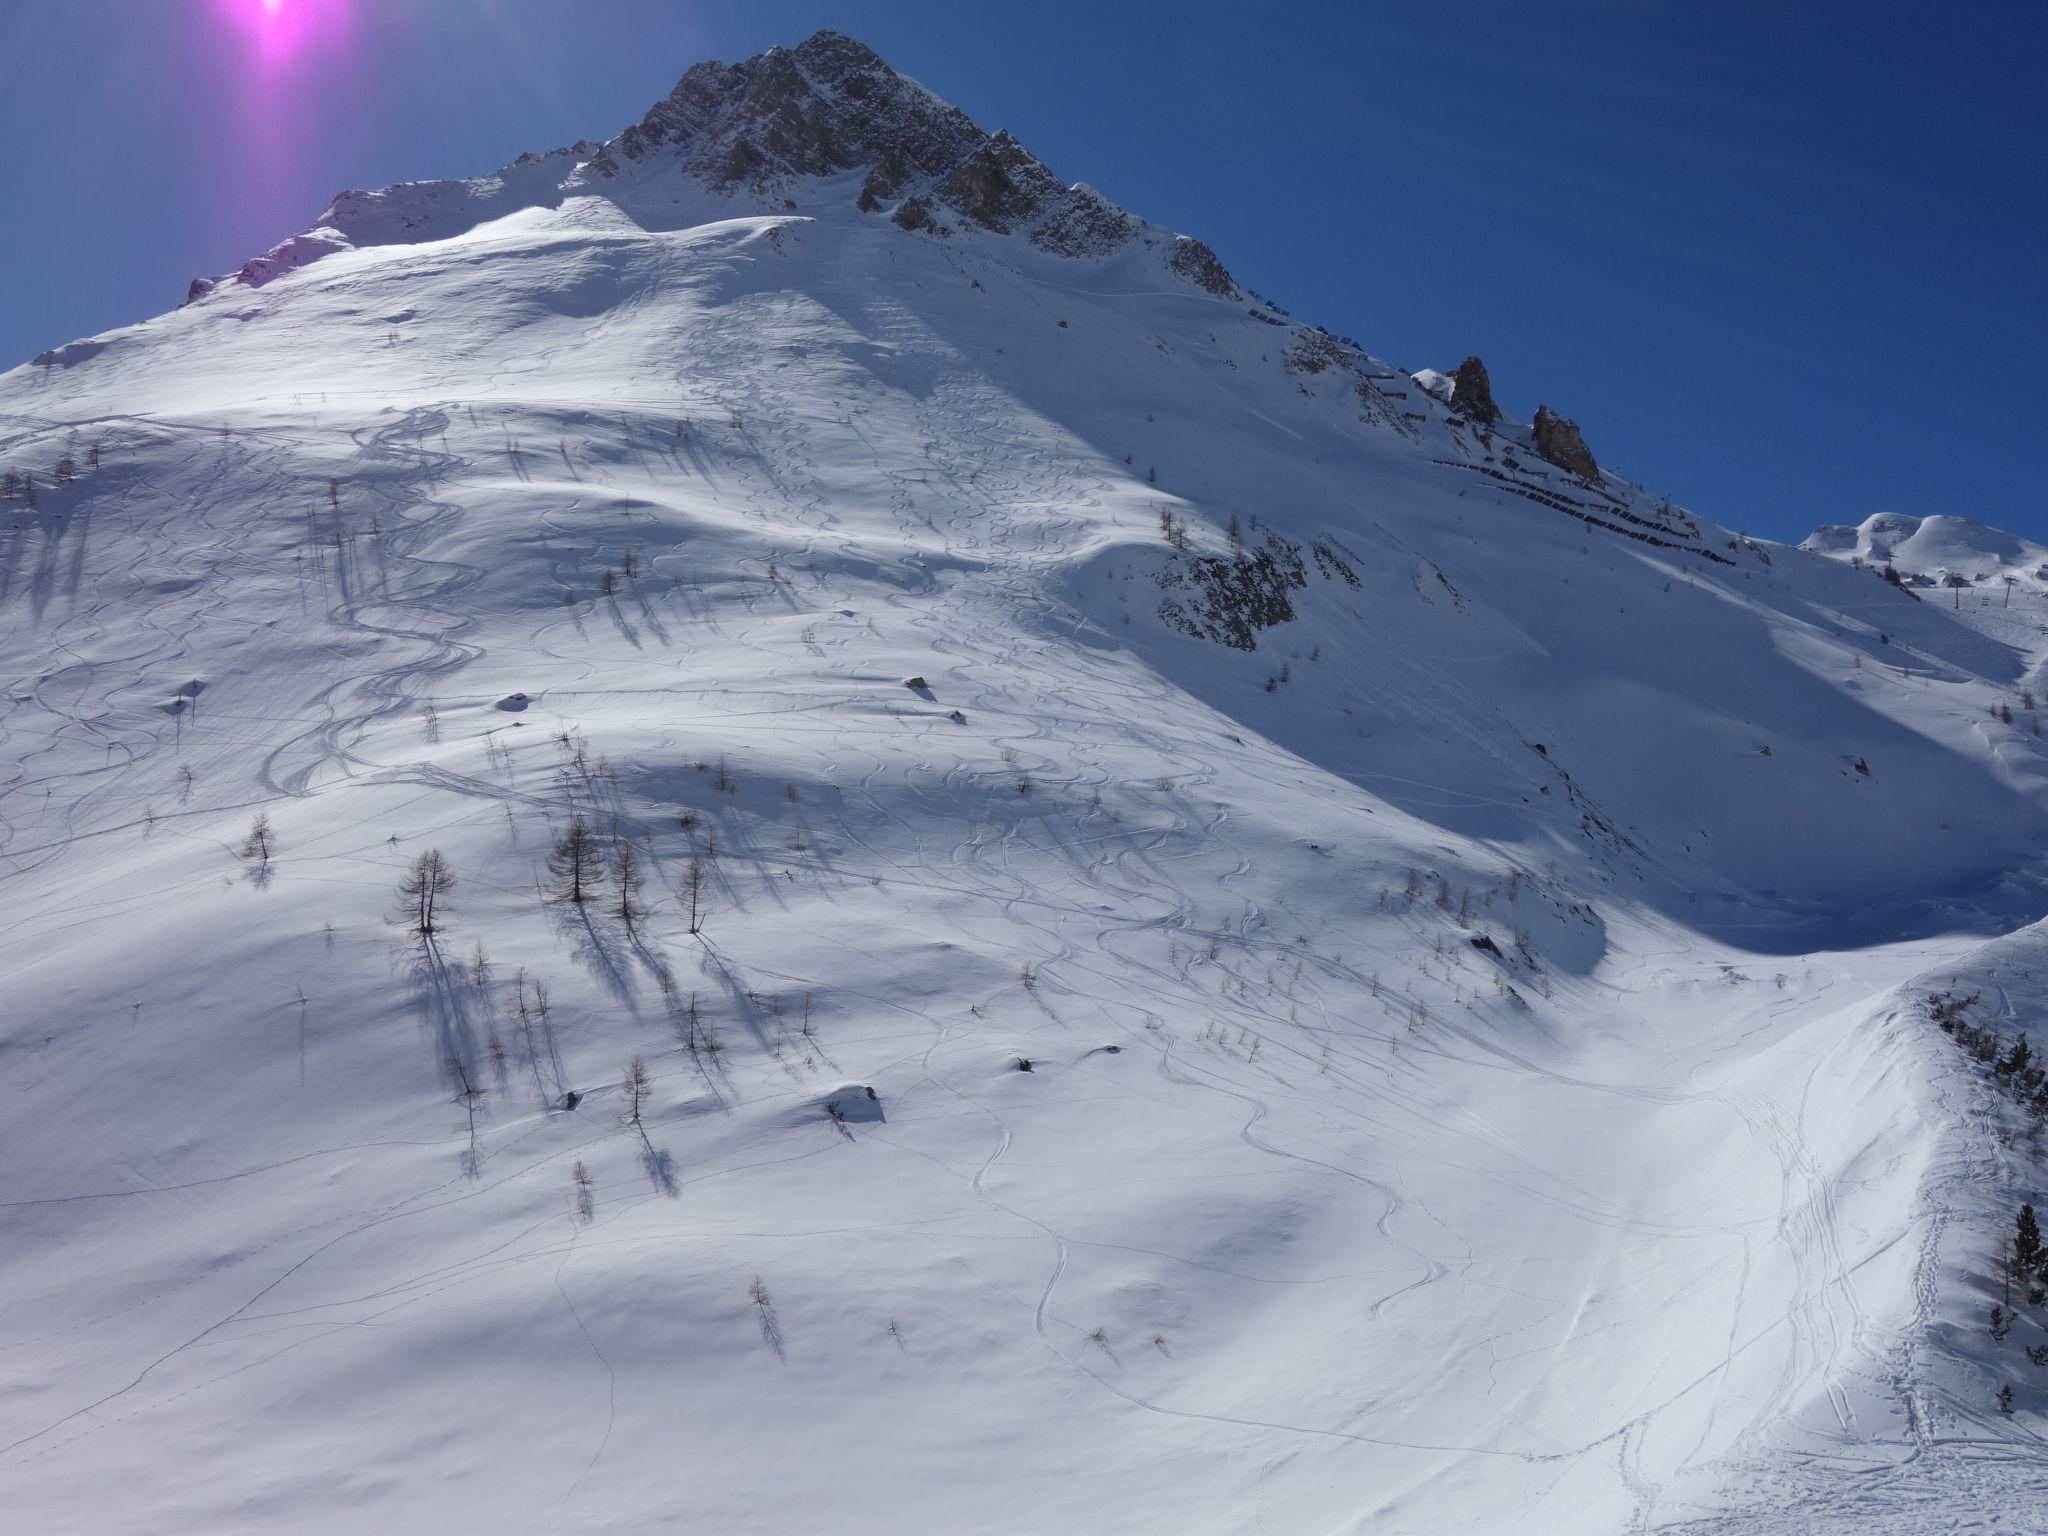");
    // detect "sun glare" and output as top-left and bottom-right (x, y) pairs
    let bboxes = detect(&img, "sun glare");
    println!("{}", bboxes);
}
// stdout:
(218, 0), (350, 65)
